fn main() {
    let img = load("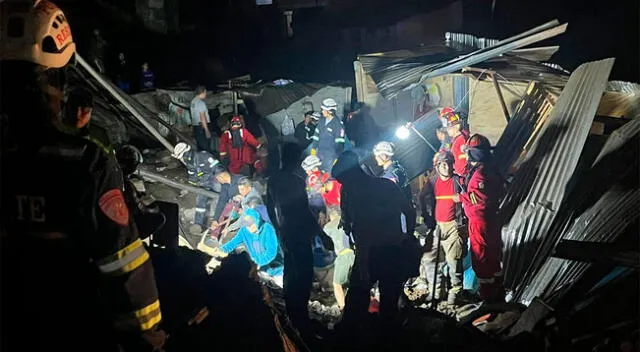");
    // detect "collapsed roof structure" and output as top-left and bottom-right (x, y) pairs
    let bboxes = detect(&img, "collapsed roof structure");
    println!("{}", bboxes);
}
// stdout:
(353, 20), (640, 331)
